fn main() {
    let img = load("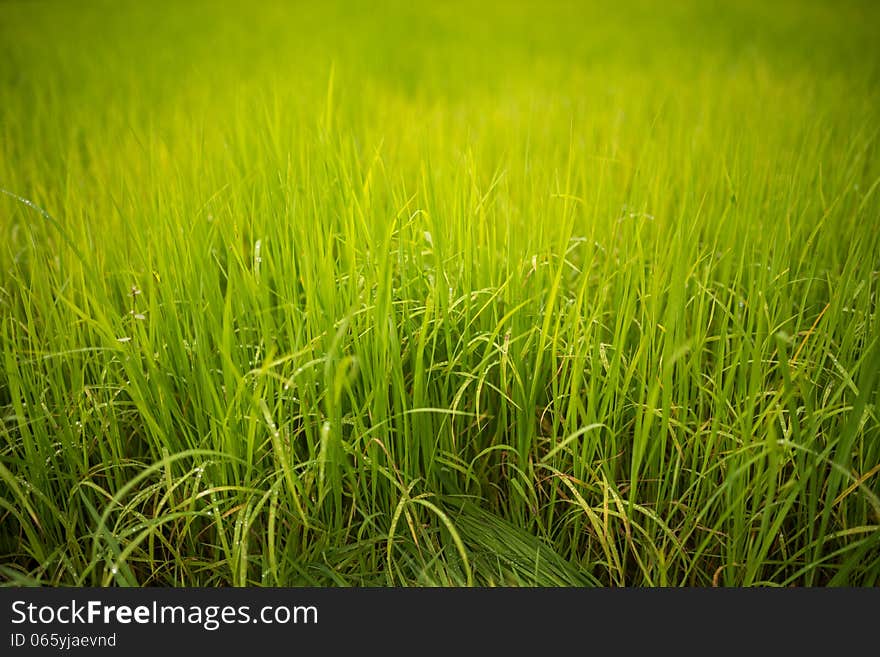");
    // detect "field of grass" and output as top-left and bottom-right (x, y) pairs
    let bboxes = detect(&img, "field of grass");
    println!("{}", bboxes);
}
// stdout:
(1, 0), (879, 586)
